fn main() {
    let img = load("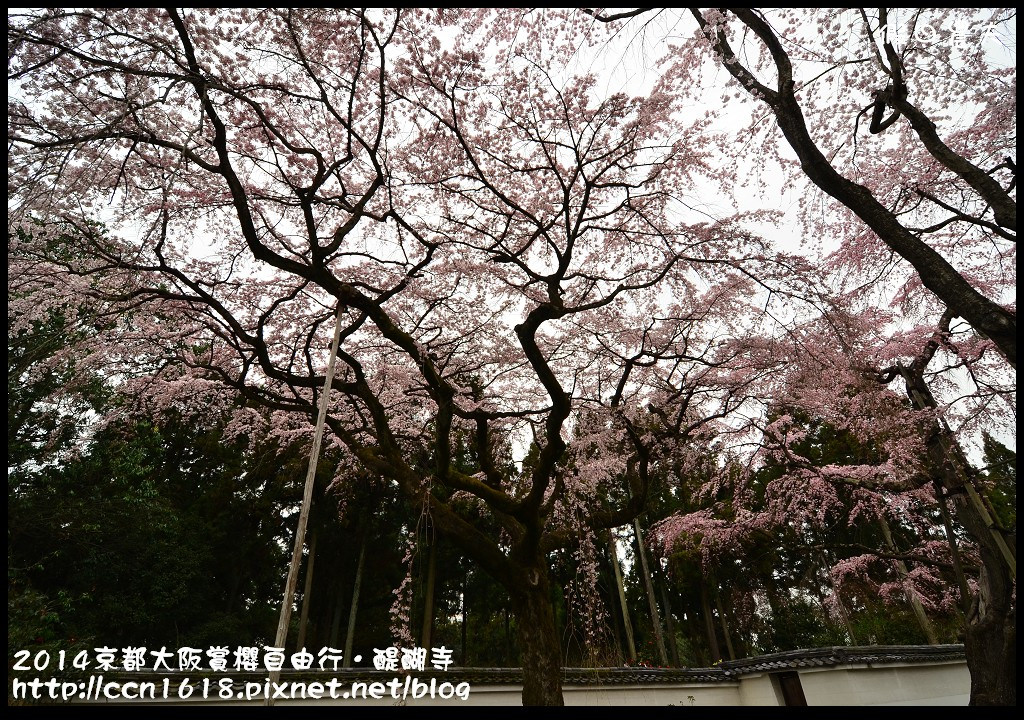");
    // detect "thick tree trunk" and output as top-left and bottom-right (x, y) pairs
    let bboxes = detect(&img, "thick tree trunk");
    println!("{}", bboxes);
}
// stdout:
(950, 487), (1016, 706)
(511, 563), (564, 706)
